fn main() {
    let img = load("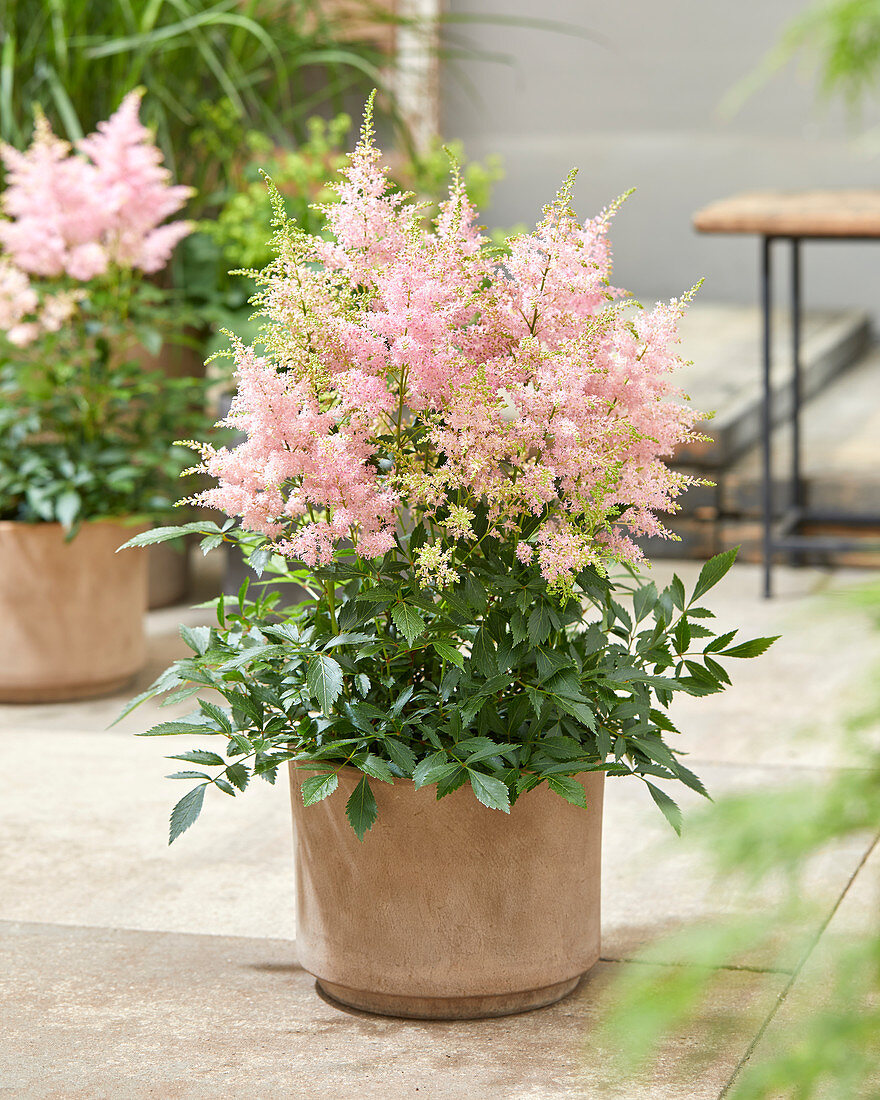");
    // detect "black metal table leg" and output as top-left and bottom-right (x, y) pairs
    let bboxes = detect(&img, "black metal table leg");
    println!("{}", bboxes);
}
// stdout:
(790, 238), (803, 511)
(760, 235), (773, 598)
